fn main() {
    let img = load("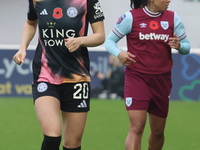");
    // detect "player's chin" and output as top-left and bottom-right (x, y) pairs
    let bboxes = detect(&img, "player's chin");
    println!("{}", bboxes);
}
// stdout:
(161, 6), (168, 11)
(161, 8), (168, 12)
